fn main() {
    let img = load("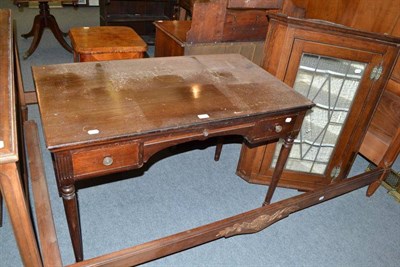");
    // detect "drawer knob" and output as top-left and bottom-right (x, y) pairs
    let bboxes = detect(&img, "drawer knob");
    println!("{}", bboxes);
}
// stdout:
(103, 156), (113, 166)
(275, 124), (283, 133)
